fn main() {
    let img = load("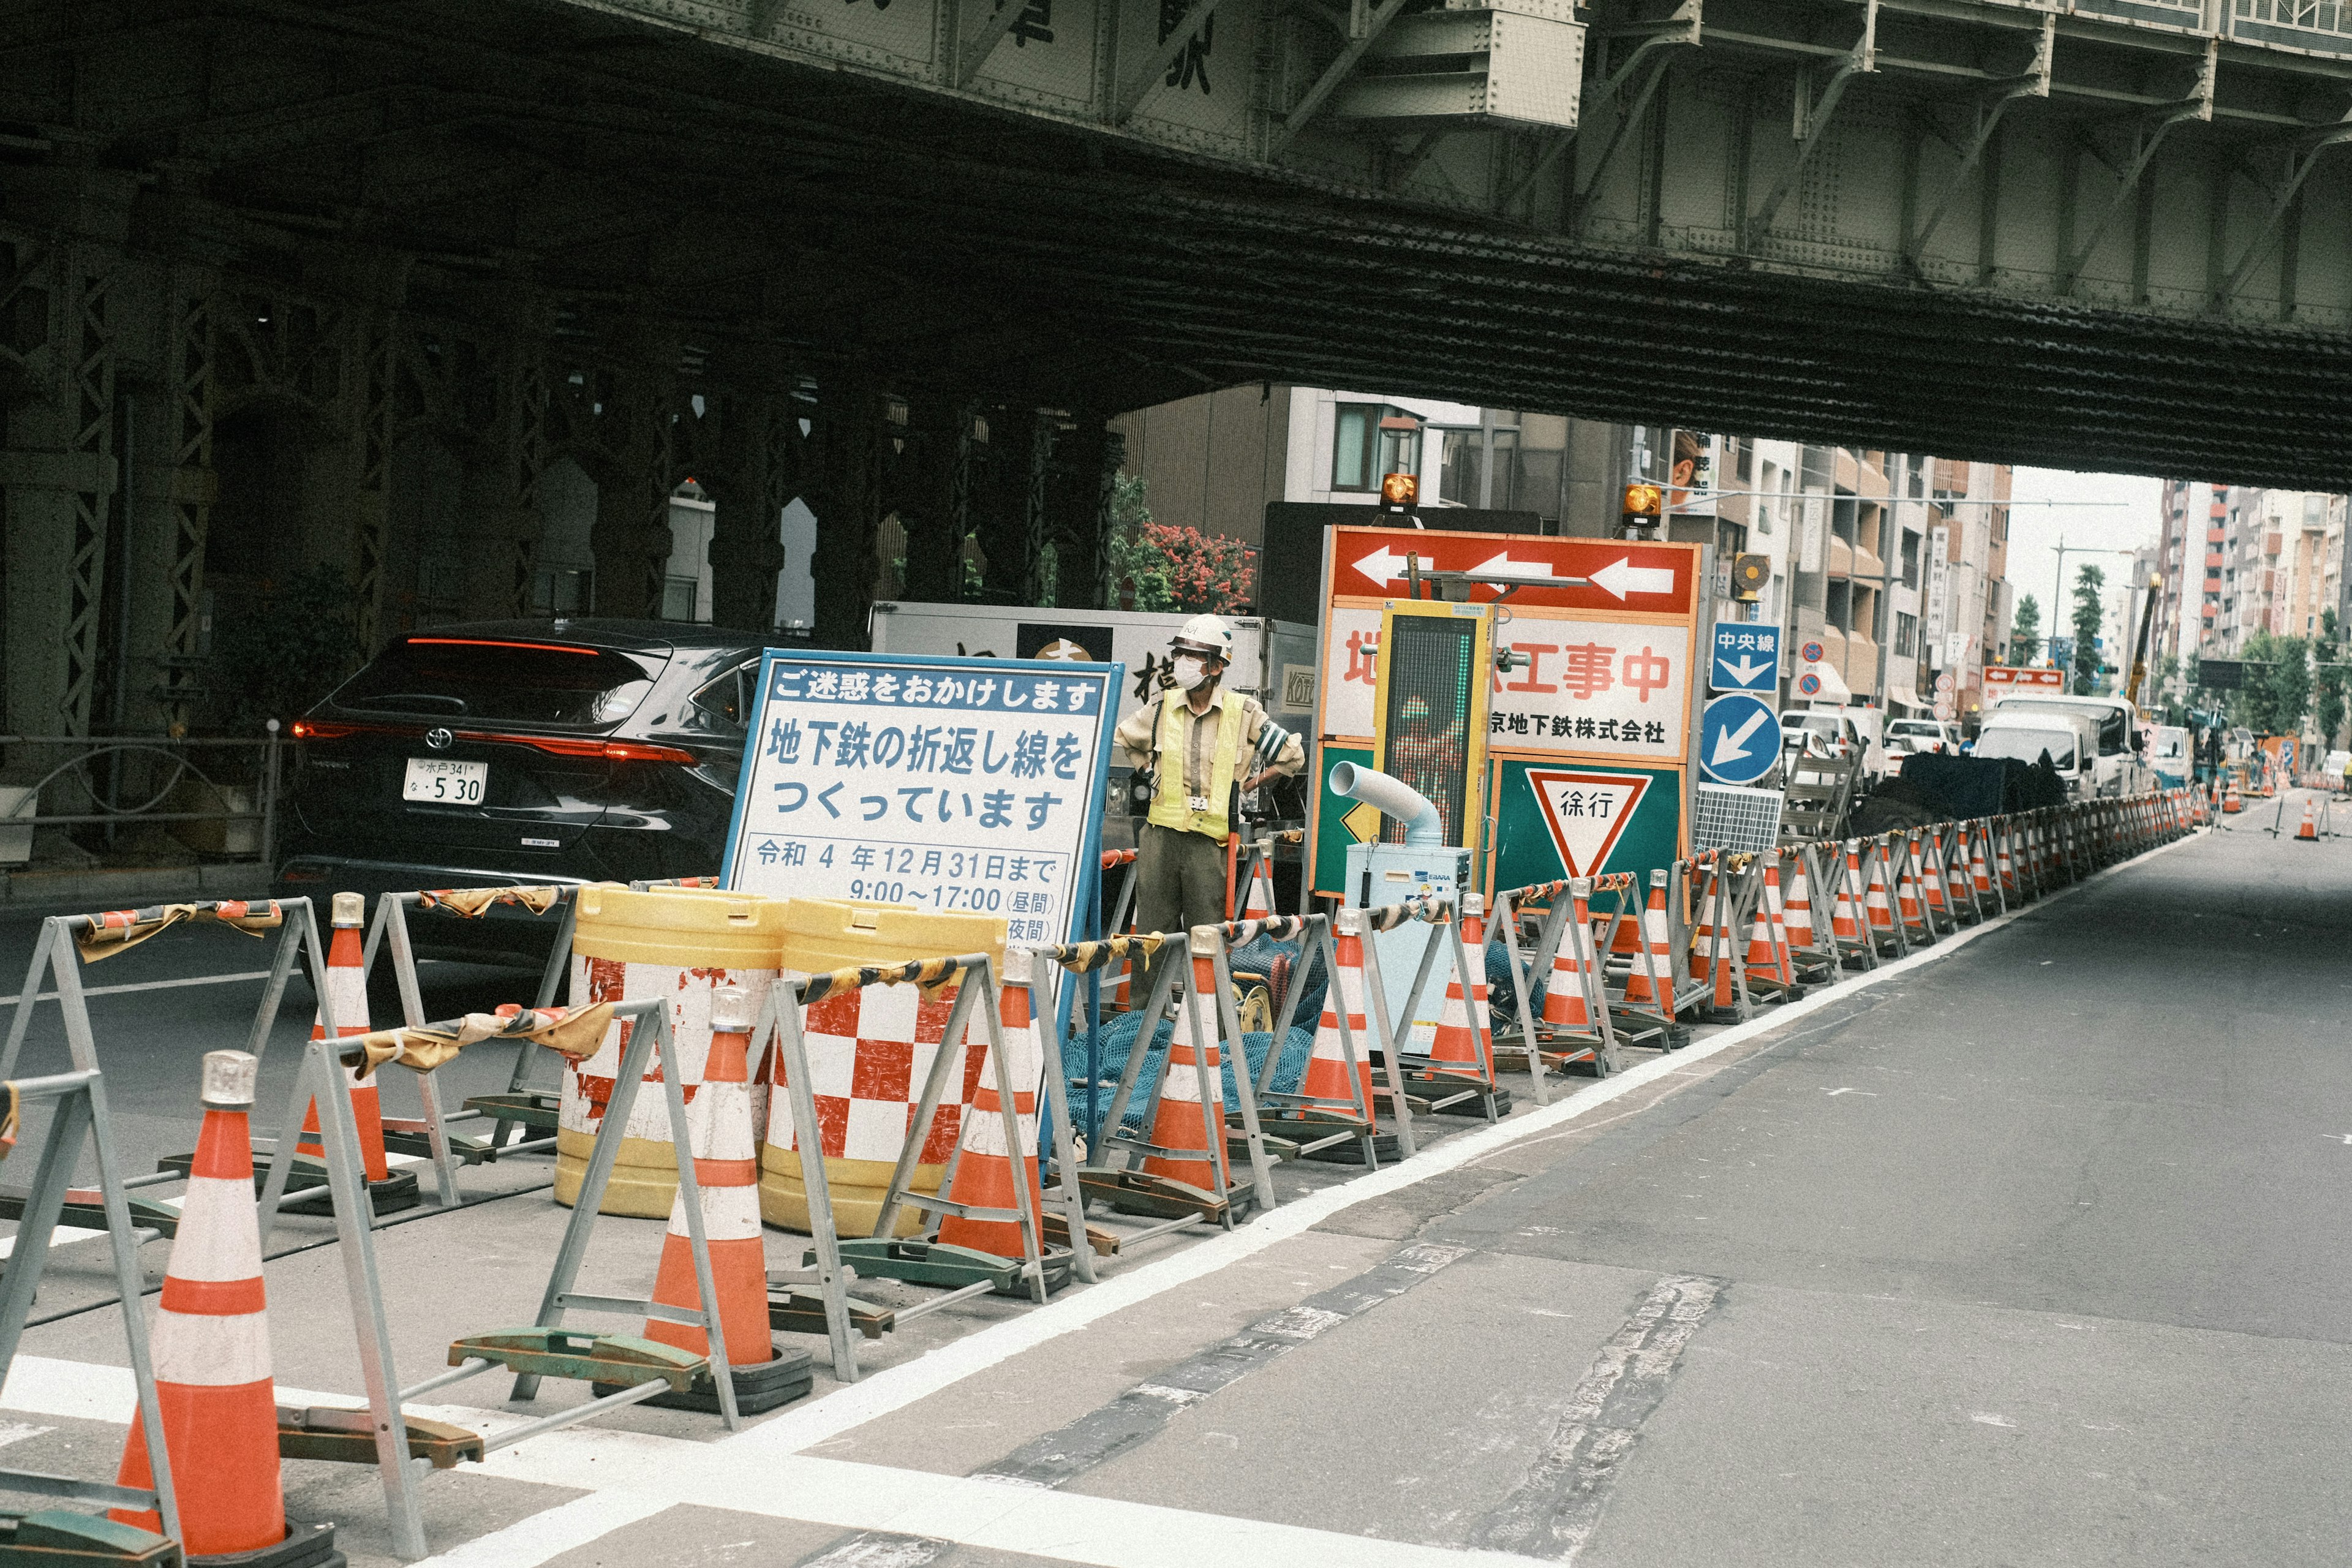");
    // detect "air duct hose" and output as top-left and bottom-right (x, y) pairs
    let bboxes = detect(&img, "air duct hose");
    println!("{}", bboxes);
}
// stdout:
(1327, 761), (1444, 847)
